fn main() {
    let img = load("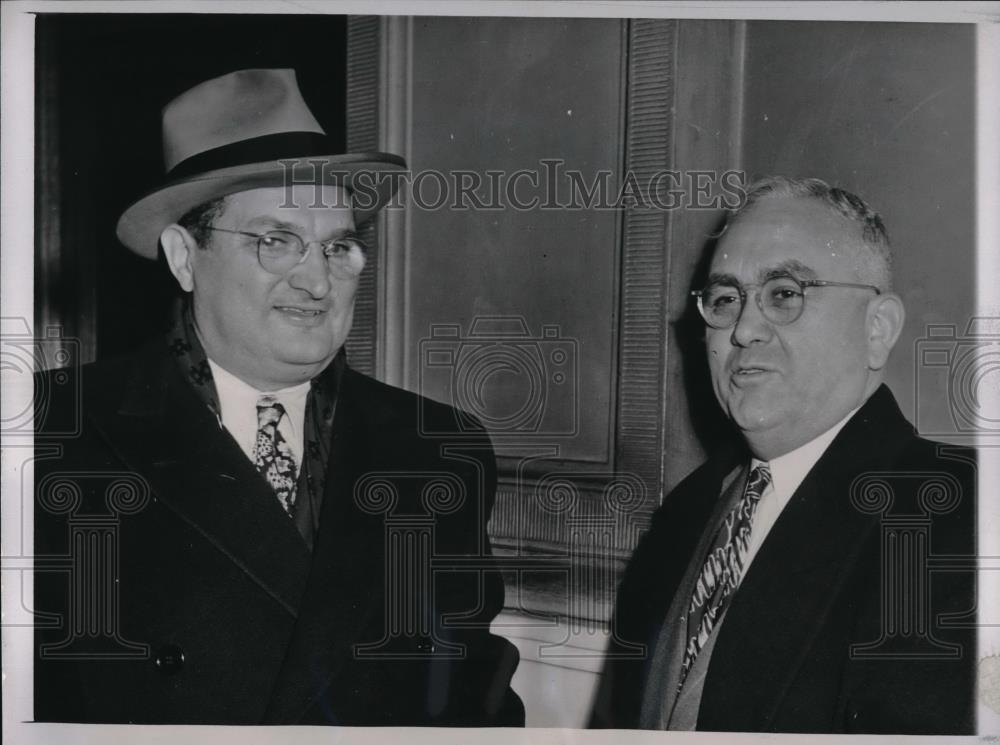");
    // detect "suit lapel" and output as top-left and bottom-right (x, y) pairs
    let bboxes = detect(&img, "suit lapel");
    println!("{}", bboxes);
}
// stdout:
(699, 386), (915, 730)
(86, 343), (312, 617)
(262, 370), (388, 723)
(702, 461), (875, 729)
(639, 462), (746, 728)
